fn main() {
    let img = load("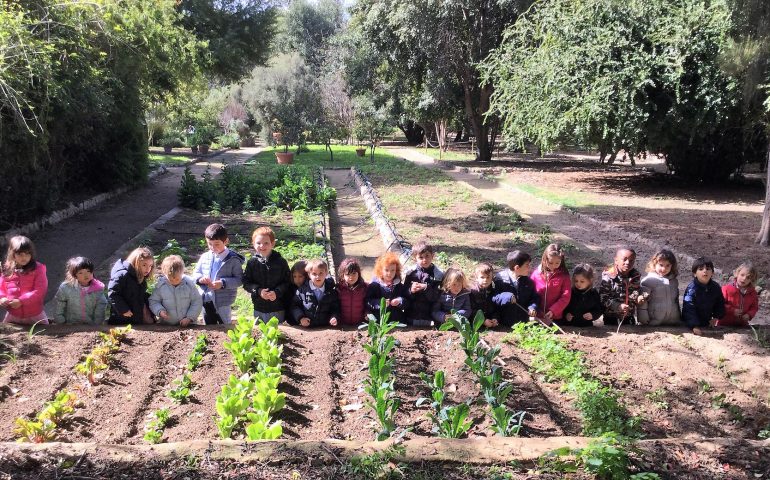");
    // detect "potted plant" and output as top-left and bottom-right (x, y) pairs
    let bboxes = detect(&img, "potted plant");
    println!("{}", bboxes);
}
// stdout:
(197, 126), (217, 155)
(355, 142), (367, 157)
(160, 136), (177, 154)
